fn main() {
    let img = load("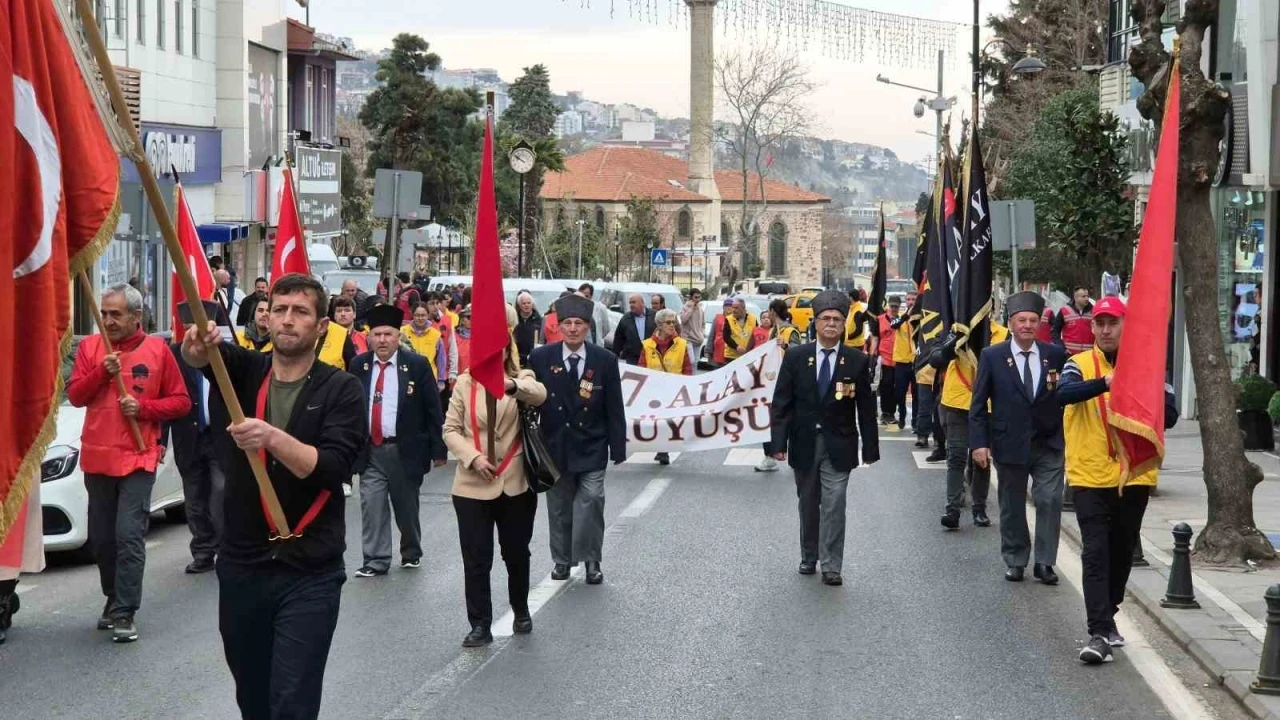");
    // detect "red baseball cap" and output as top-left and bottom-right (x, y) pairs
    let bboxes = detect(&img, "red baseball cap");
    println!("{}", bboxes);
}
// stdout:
(1093, 296), (1126, 318)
